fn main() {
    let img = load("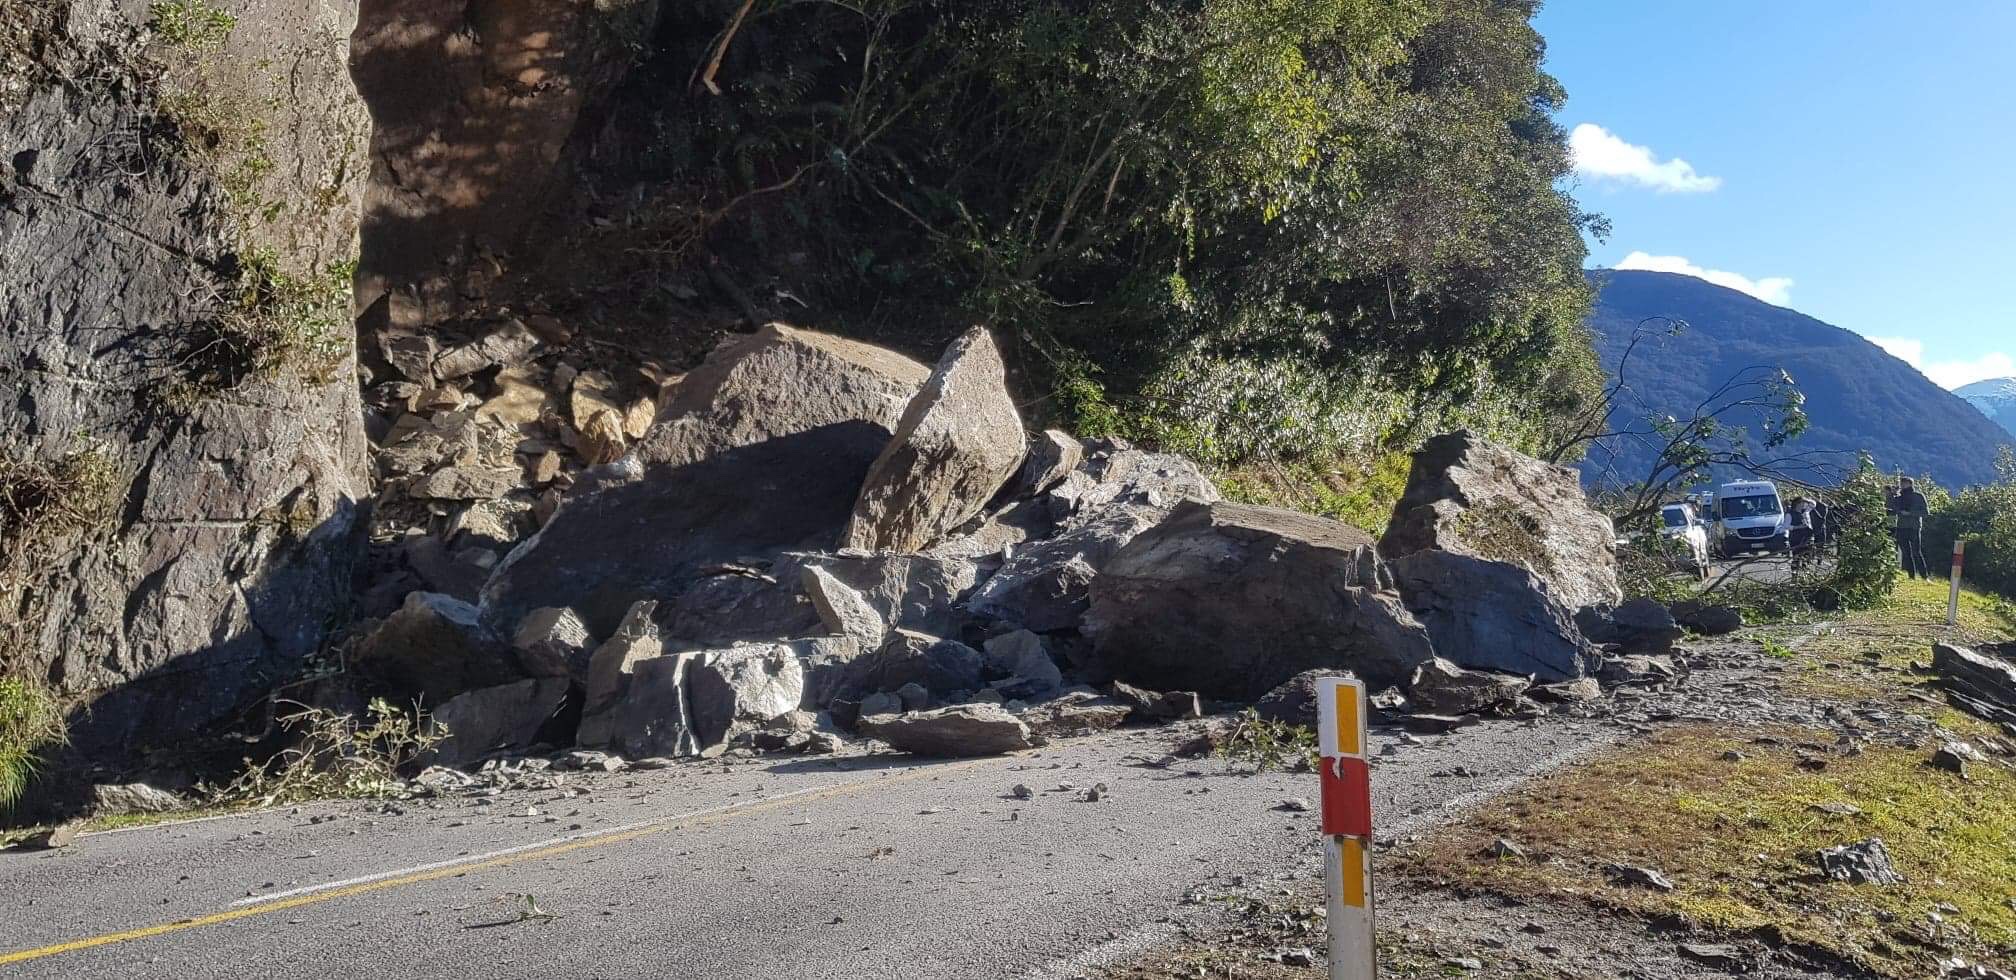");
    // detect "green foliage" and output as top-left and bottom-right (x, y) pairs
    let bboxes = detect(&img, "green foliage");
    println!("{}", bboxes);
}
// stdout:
(163, 251), (353, 406)
(148, 0), (235, 49)
(204, 698), (444, 808)
(1757, 636), (1794, 660)
(1814, 458), (1903, 609)
(1215, 709), (1317, 773)
(1219, 448), (1413, 535)
(1924, 447), (2016, 600)
(0, 674), (64, 810)
(1614, 513), (1704, 606)
(643, 0), (1601, 467)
